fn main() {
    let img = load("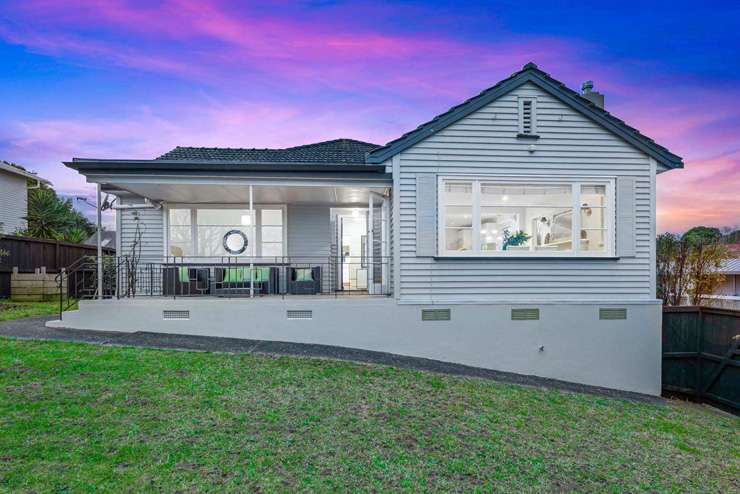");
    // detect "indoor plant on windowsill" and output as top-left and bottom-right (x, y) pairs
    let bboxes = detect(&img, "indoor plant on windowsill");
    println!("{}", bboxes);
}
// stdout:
(502, 229), (530, 251)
